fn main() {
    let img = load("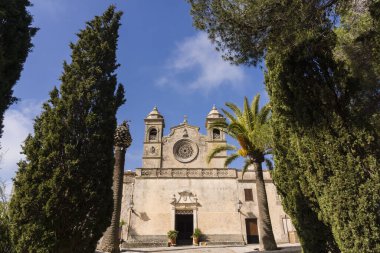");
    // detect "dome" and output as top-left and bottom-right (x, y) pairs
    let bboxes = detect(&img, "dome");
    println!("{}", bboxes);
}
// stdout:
(207, 105), (223, 119)
(146, 106), (163, 119)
